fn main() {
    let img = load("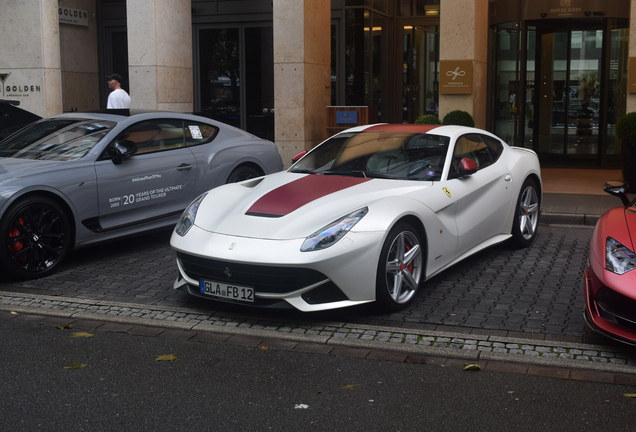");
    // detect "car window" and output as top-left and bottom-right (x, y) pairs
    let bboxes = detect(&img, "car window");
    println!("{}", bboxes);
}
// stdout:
(0, 118), (115, 161)
(288, 131), (450, 181)
(116, 119), (185, 155)
(185, 121), (219, 146)
(450, 134), (501, 177)
(480, 135), (504, 163)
